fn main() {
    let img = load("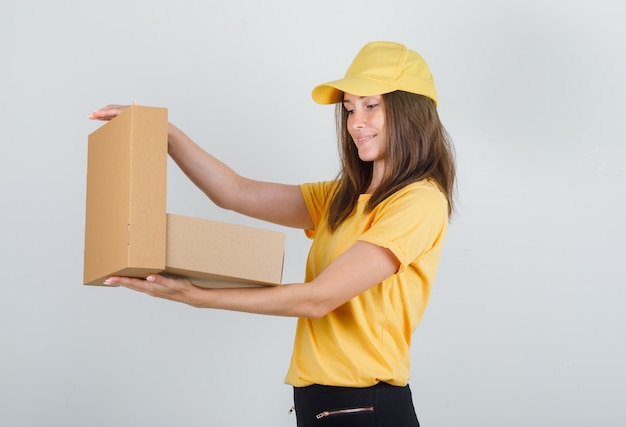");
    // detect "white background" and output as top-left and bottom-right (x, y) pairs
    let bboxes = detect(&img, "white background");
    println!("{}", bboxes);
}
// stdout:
(1, 0), (624, 426)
